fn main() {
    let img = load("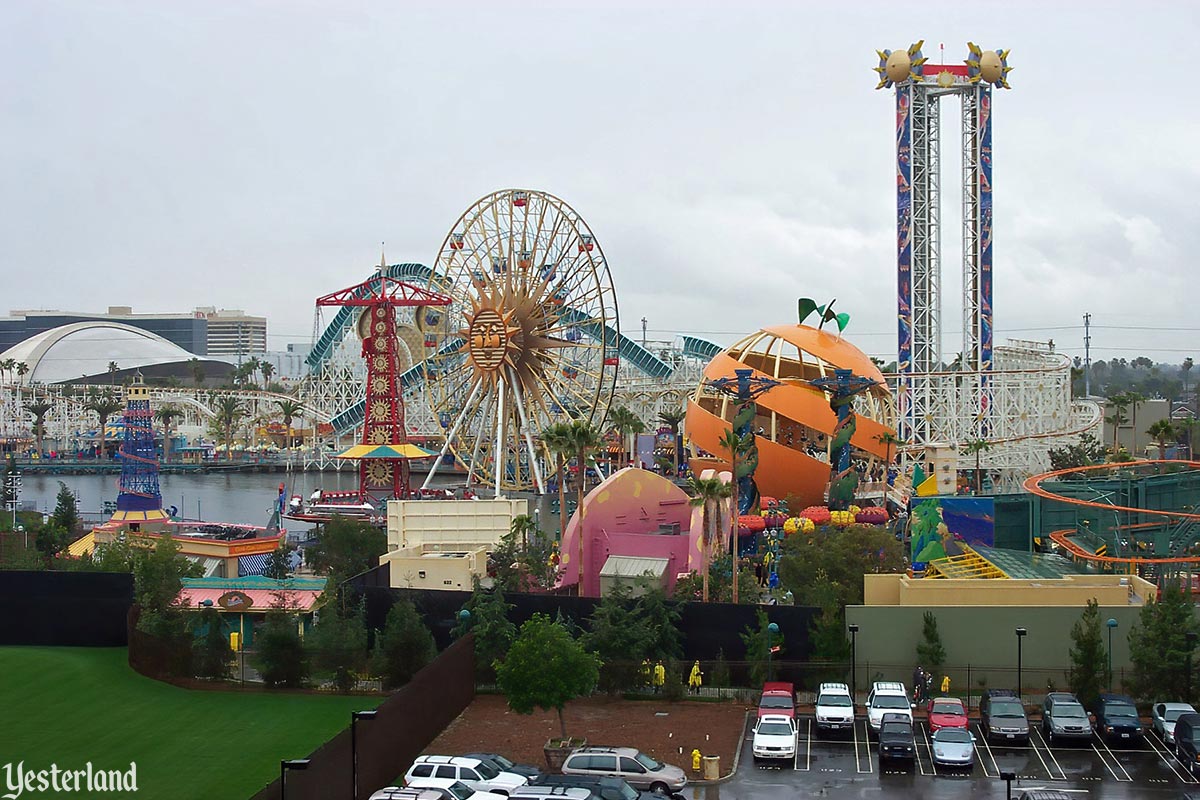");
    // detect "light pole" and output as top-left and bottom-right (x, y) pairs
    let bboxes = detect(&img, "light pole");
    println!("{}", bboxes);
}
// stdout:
(351, 710), (378, 800)
(1106, 618), (1118, 691)
(848, 623), (859, 704)
(1015, 627), (1027, 705)
(280, 759), (310, 800)
(766, 622), (779, 683)
(1187, 631), (1198, 703)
